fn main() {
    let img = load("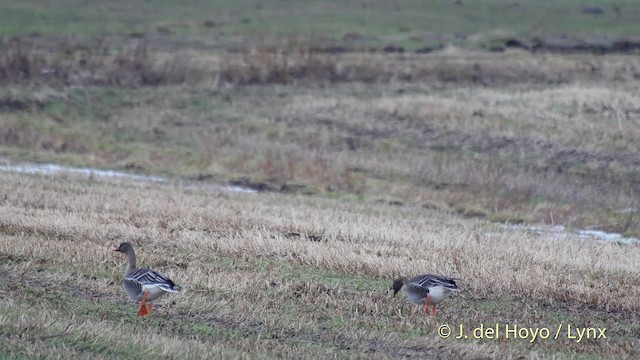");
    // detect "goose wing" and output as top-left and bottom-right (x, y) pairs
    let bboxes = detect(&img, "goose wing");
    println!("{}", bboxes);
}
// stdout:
(126, 268), (179, 292)
(410, 274), (458, 290)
